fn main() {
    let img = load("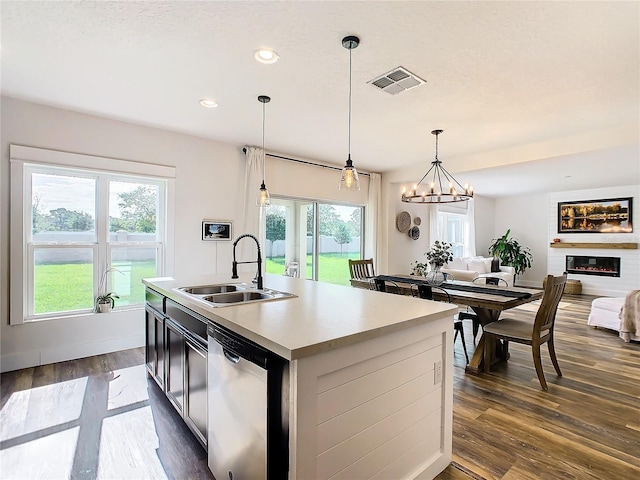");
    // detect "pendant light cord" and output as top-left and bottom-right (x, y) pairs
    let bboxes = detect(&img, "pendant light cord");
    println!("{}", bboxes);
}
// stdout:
(262, 99), (266, 183)
(348, 46), (352, 158)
